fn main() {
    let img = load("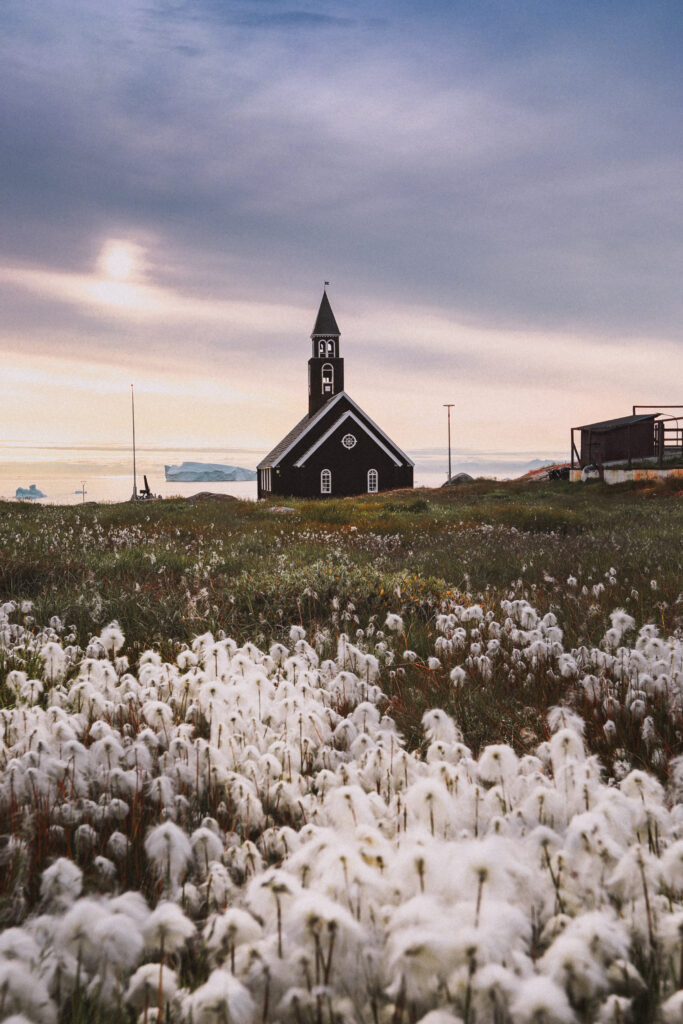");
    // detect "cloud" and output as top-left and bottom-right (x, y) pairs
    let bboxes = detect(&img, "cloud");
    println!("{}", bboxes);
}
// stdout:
(2, 1), (681, 338)
(1, 0), (681, 462)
